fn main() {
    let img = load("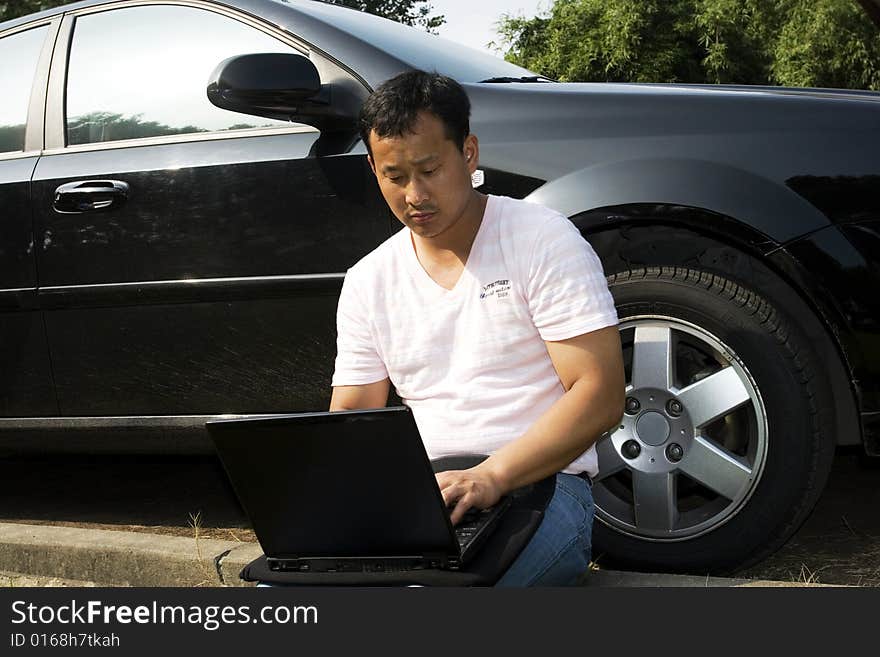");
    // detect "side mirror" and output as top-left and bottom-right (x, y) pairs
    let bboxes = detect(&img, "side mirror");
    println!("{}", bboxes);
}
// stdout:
(207, 53), (354, 132)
